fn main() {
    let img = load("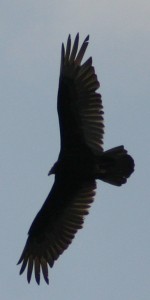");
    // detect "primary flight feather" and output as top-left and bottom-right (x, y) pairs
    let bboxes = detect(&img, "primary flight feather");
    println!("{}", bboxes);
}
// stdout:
(18, 33), (134, 284)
